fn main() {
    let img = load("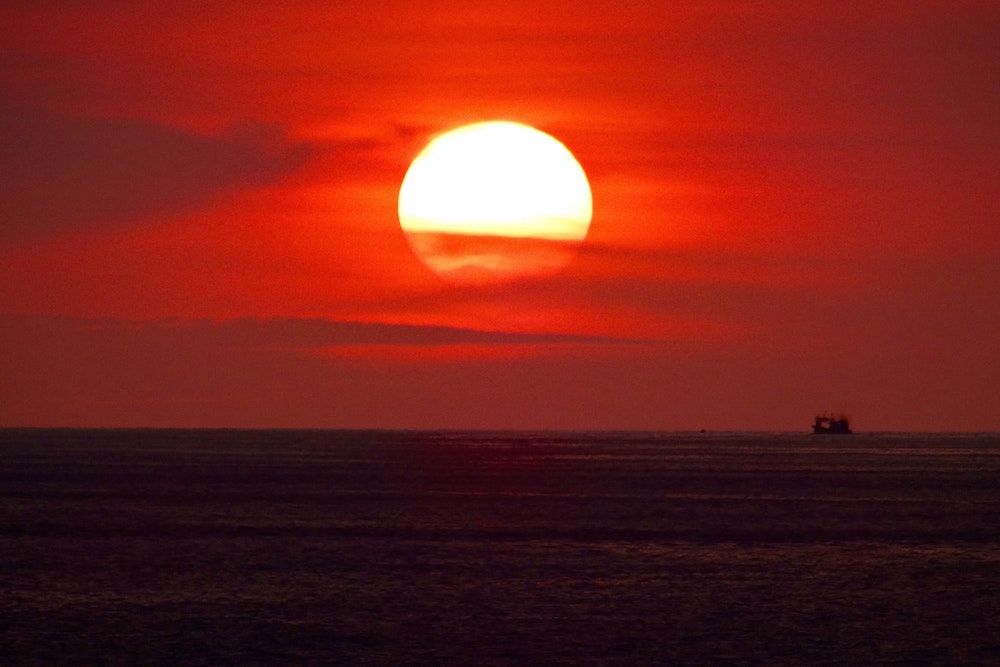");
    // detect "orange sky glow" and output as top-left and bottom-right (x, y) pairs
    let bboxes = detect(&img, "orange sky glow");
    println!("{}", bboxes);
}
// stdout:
(2, 1), (998, 430)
